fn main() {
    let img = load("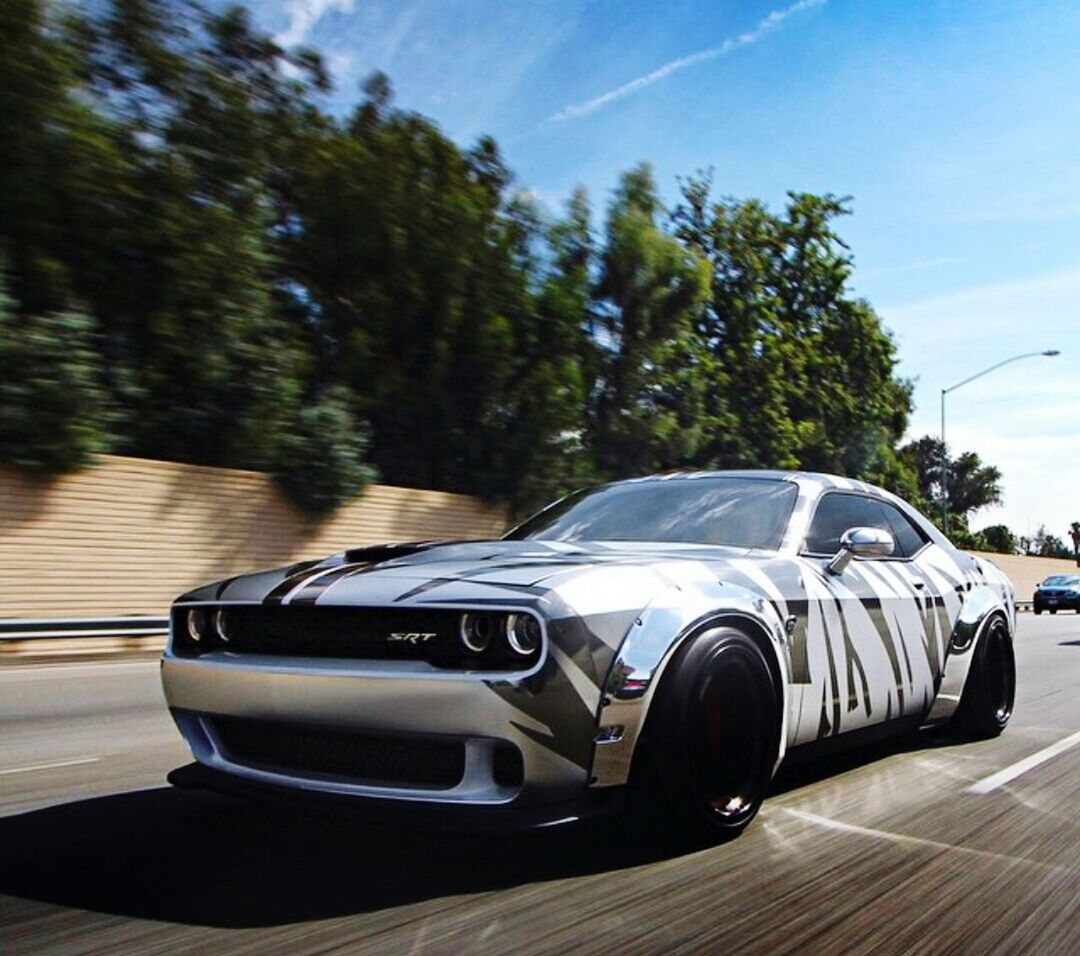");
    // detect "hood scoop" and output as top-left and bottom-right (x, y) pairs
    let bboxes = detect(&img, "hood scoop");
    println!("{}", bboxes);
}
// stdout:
(343, 540), (475, 565)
